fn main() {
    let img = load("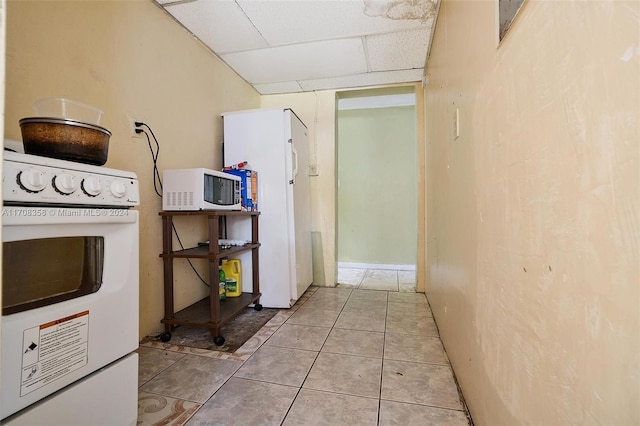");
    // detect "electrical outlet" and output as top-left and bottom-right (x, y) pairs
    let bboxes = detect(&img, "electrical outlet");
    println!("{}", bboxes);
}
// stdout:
(126, 114), (143, 139)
